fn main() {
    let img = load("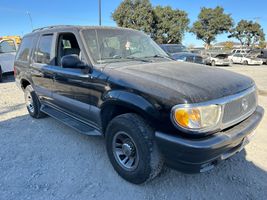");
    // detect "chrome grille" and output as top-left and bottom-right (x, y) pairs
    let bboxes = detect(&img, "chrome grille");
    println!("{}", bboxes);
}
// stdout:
(222, 89), (257, 128)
